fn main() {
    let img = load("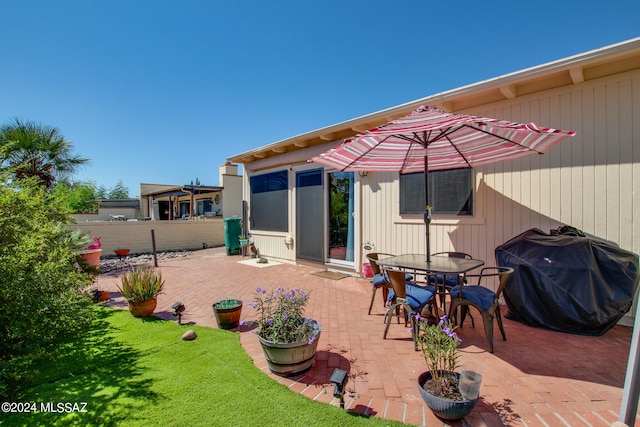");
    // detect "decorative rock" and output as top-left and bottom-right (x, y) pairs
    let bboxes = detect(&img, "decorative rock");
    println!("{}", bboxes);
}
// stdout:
(257, 257), (268, 264)
(181, 330), (197, 341)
